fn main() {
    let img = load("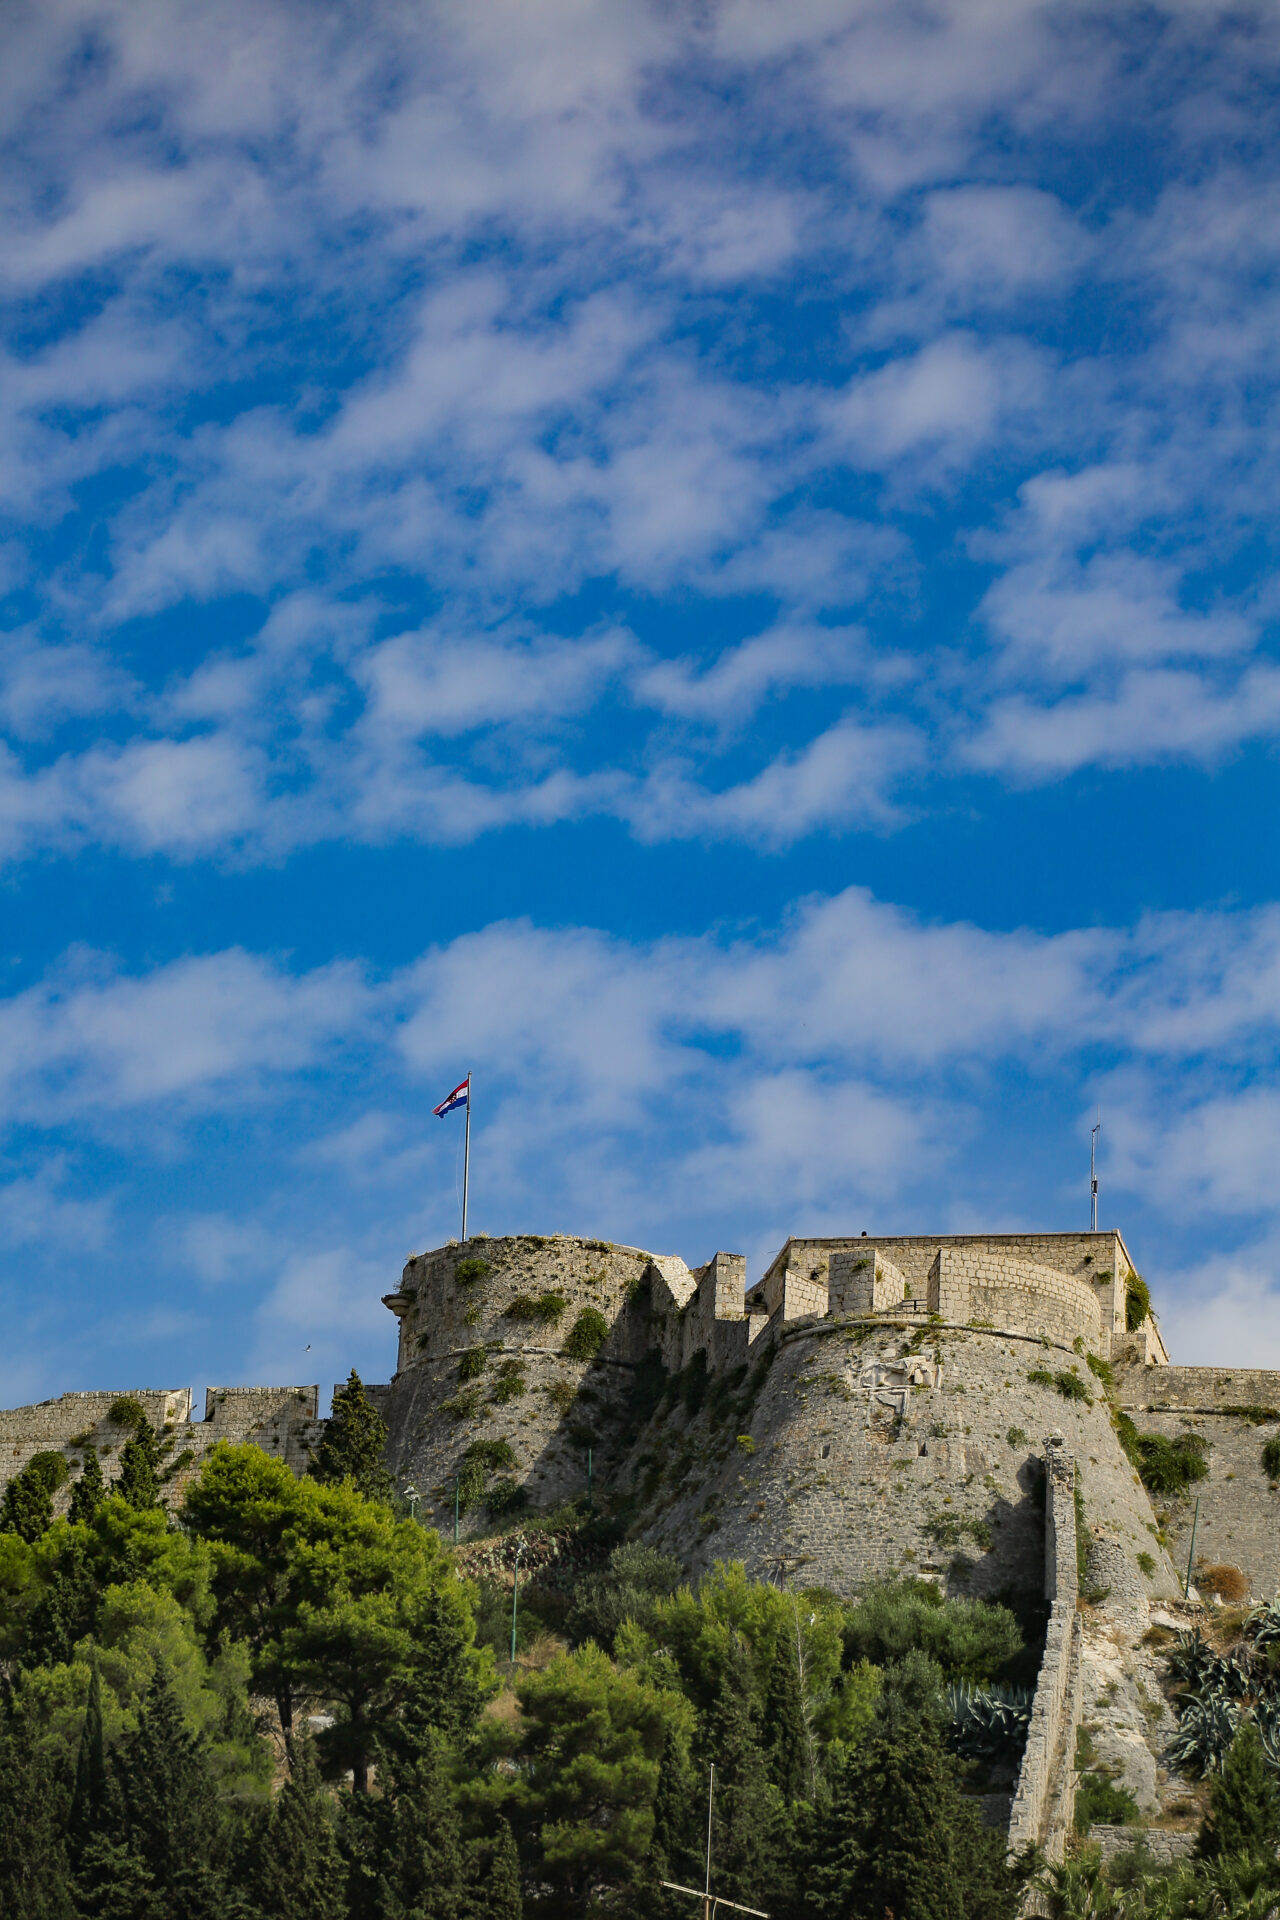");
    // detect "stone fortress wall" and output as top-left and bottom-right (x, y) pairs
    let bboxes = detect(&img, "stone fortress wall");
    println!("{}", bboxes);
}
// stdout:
(0, 1384), (325, 1508)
